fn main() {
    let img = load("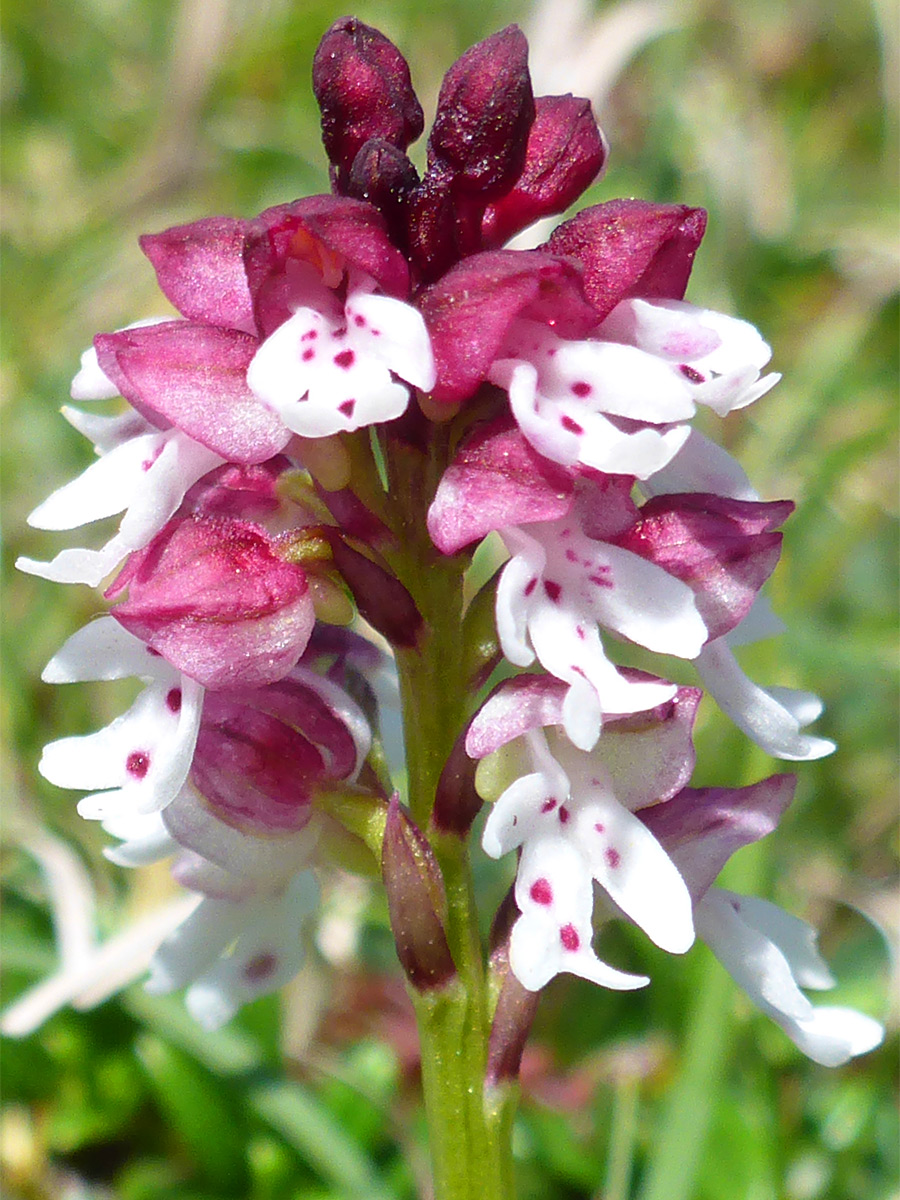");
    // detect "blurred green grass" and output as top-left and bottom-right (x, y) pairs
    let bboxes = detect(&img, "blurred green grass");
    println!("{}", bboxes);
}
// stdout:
(2, 1), (897, 1197)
